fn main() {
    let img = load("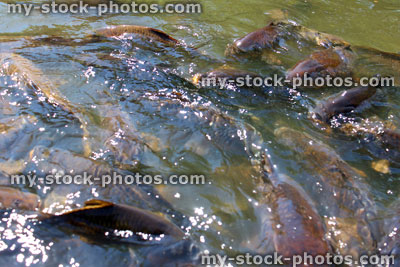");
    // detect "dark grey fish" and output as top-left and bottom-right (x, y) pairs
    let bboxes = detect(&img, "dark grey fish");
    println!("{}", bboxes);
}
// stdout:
(310, 86), (377, 124)
(40, 199), (184, 243)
